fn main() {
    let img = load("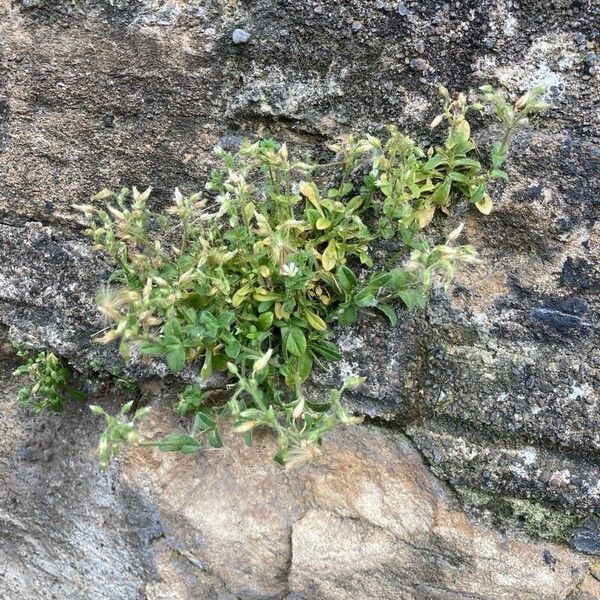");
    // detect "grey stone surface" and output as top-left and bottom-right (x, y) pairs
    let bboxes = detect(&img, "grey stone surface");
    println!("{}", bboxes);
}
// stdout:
(0, 0), (599, 596)
(2, 365), (594, 598)
(0, 347), (162, 599)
